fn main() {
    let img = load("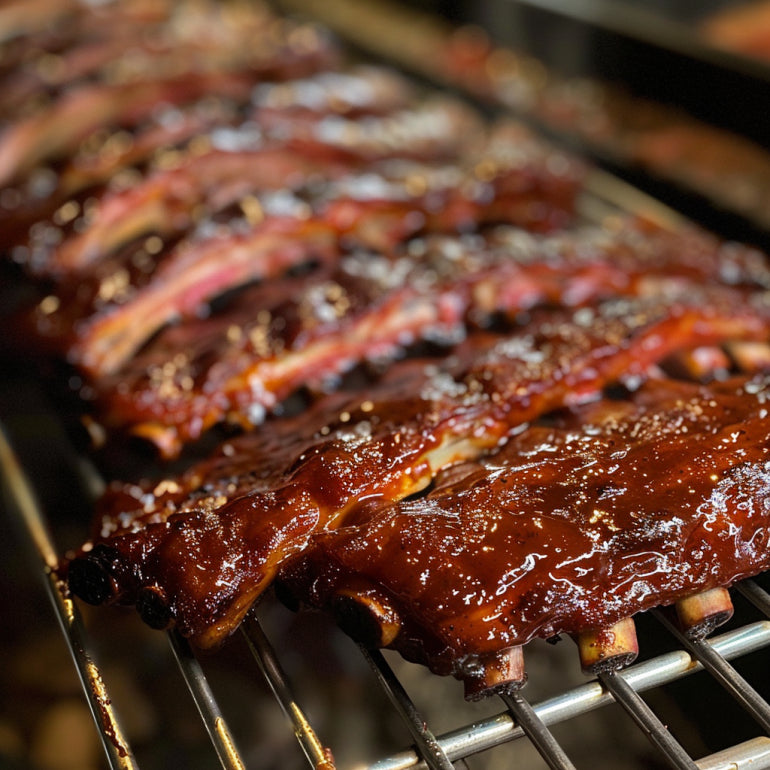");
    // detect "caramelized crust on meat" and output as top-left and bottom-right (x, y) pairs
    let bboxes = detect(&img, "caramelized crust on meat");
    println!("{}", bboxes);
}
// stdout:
(89, 223), (770, 452)
(280, 374), (770, 685)
(77, 225), (646, 450)
(0, 11), (337, 188)
(68, 293), (770, 647)
(19, 215), (770, 456)
(5, 0), (770, 689)
(14, 115), (582, 403)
